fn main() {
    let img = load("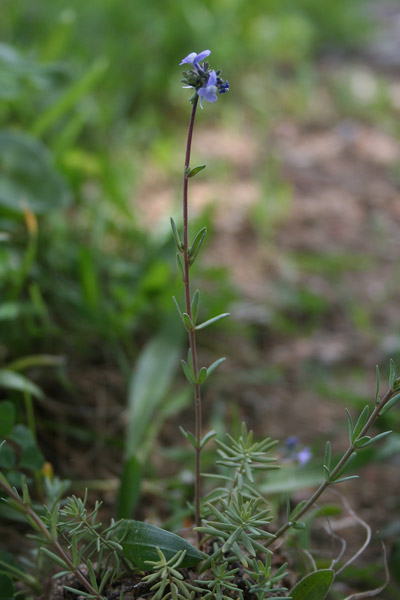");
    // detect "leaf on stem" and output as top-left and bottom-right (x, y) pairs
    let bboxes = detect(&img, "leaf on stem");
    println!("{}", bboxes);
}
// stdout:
(389, 359), (396, 390)
(188, 227), (207, 266)
(179, 426), (198, 449)
(200, 430), (217, 449)
(196, 313), (230, 330)
(380, 391), (400, 415)
(170, 217), (183, 252)
(172, 296), (184, 323)
(197, 367), (208, 384)
(352, 405), (369, 441)
(186, 164), (206, 178)
(181, 360), (194, 385)
(207, 357), (226, 378)
(324, 441), (331, 472)
(191, 289), (200, 325)
(375, 365), (380, 405)
(355, 430), (392, 448)
(182, 313), (195, 332)
(345, 409), (354, 444)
